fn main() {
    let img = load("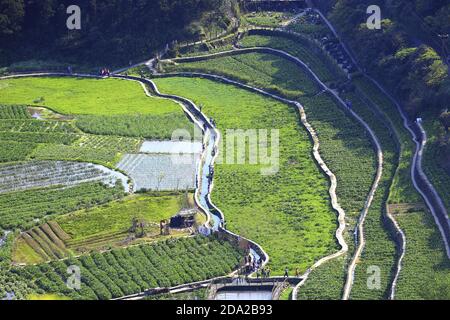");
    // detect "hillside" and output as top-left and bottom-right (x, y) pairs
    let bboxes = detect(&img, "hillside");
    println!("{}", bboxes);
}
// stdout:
(0, 0), (239, 68)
